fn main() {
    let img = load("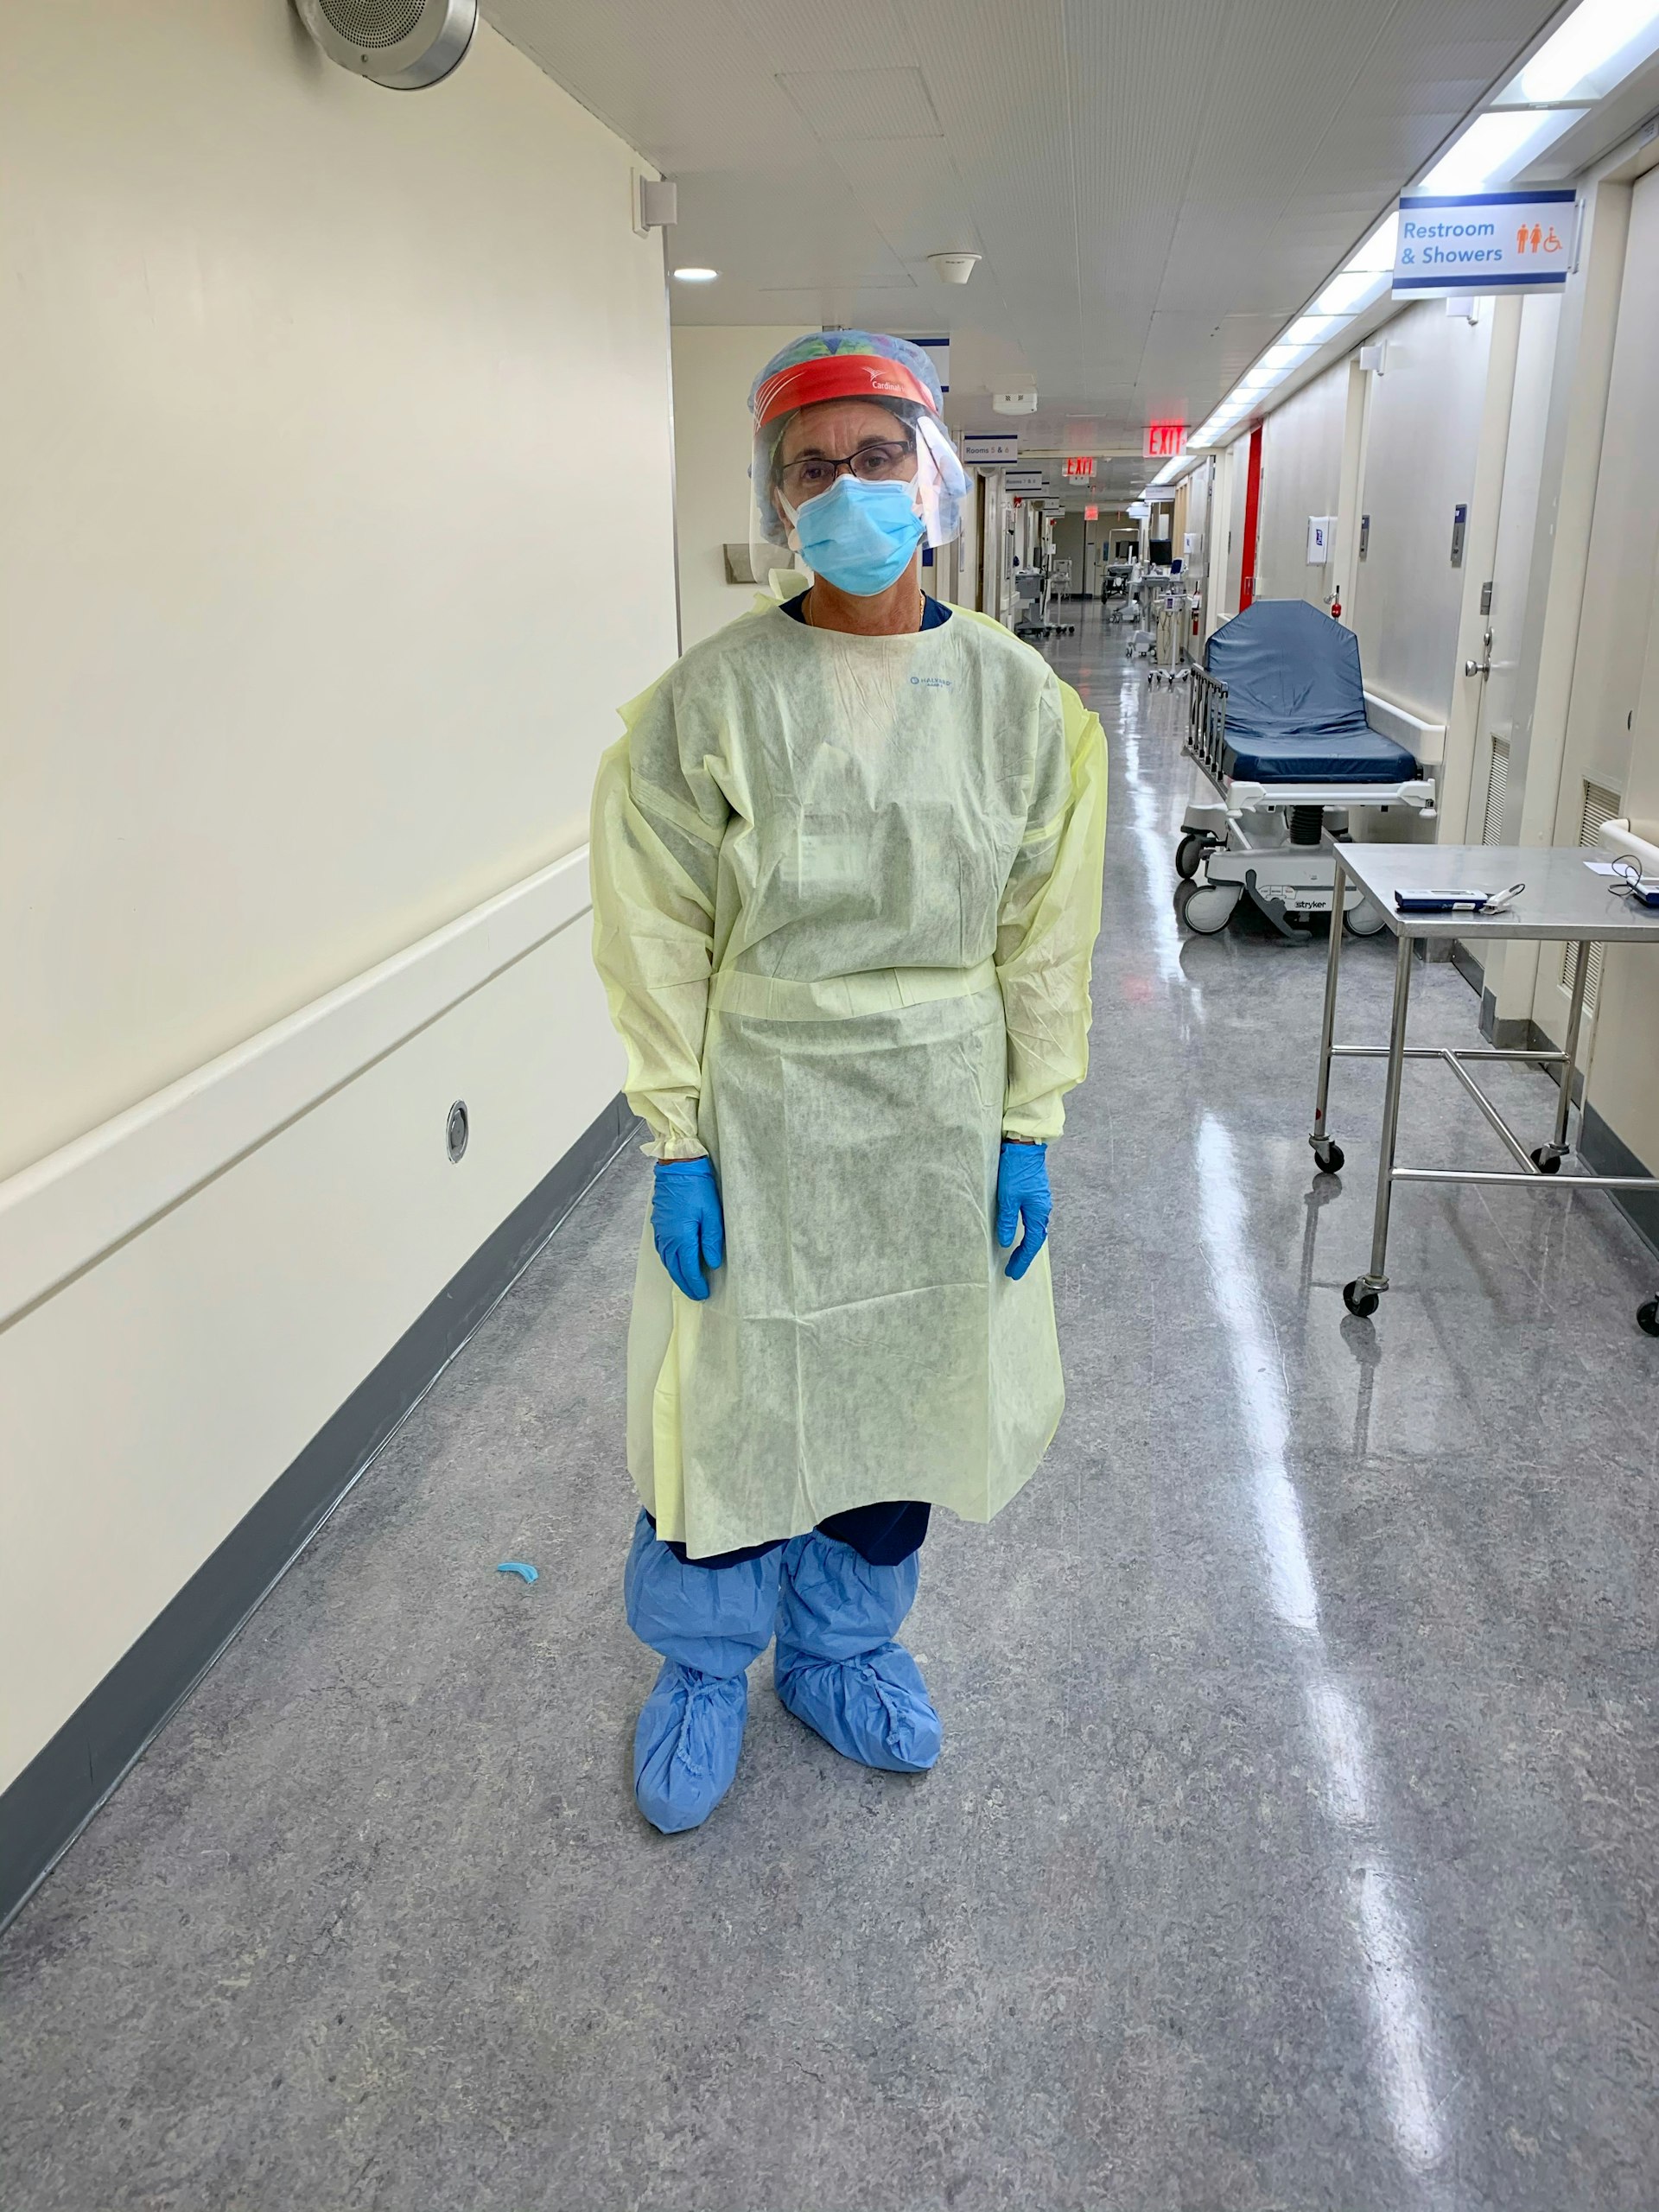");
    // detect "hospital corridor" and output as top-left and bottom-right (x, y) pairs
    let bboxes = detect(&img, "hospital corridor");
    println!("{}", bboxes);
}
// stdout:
(3, 7), (1658, 2211)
